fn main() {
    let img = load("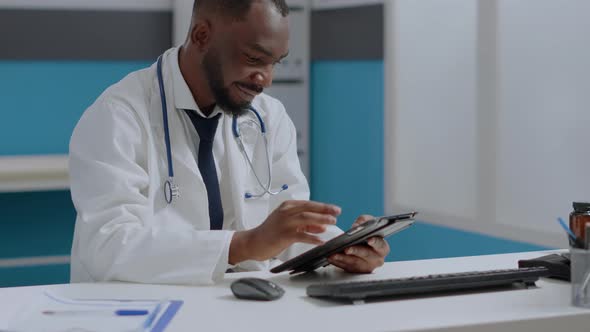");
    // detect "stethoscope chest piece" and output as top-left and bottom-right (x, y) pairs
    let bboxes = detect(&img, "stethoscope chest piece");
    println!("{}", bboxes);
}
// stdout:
(164, 179), (180, 204)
